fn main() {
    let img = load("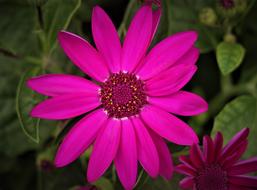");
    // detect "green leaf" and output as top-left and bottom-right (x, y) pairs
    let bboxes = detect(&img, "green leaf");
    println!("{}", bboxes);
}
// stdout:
(0, 2), (39, 56)
(156, 0), (220, 53)
(16, 68), (42, 143)
(93, 177), (114, 190)
(43, 0), (81, 53)
(212, 95), (257, 158)
(216, 42), (246, 75)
